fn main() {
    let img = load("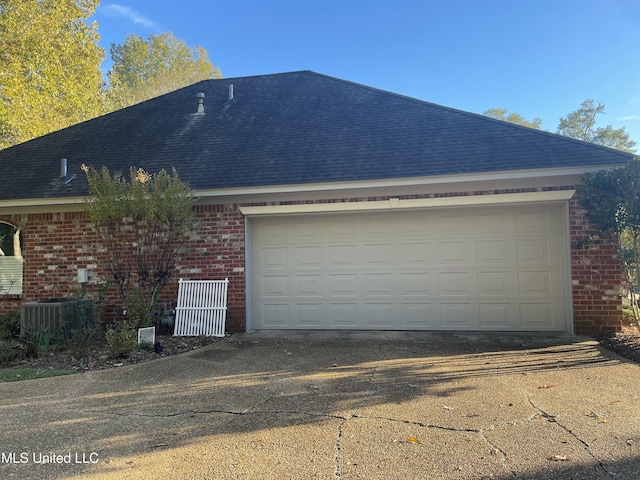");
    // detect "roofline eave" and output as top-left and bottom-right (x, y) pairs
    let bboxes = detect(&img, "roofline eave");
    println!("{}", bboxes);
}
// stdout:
(0, 164), (627, 213)
(193, 164), (622, 200)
